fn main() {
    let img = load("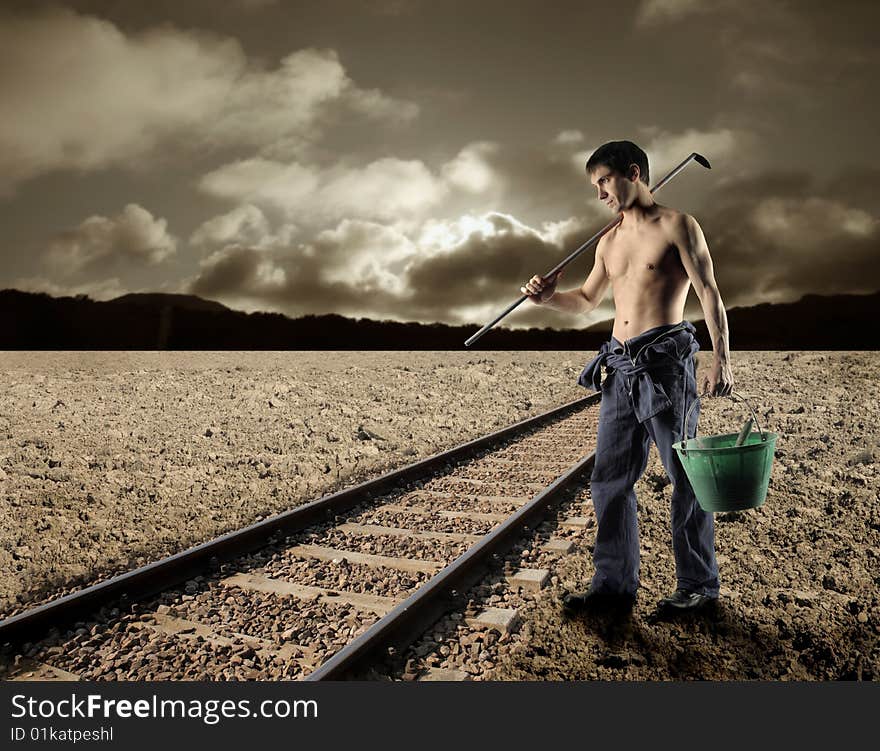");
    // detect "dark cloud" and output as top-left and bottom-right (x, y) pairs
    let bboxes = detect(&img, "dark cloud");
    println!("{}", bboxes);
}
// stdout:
(188, 243), (403, 320)
(406, 215), (559, 310)
(190, 247), (270, 299)
(689, 170), (880, 312)
(186, 212), (602, 328)
(45, 204), (176, 276)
